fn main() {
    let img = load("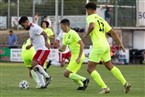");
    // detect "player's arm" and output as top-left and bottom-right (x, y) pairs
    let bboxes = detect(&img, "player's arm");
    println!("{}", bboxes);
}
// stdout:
(41, 31), (50, 49)
(26, 38), (33, 50)
(59, 45), (66, 52)
(108, 29), (125, 52)
(49, 34), (55, 39)
(85, 22), (95, 37)
(76, 40), (84, 64)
